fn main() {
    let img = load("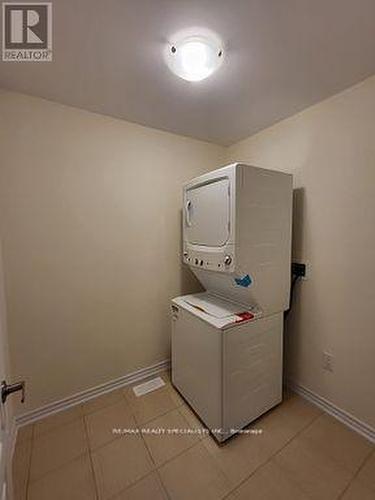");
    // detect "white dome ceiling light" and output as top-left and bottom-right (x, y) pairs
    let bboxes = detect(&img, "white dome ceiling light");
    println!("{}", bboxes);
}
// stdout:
(165, 30), (224, 82)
